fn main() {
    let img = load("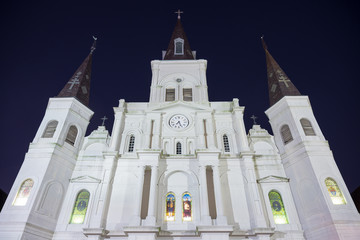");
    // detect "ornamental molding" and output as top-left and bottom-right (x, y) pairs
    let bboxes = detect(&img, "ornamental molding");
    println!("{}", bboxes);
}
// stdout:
(257, 175), (289, 183)
(70, 175), (101, 183)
